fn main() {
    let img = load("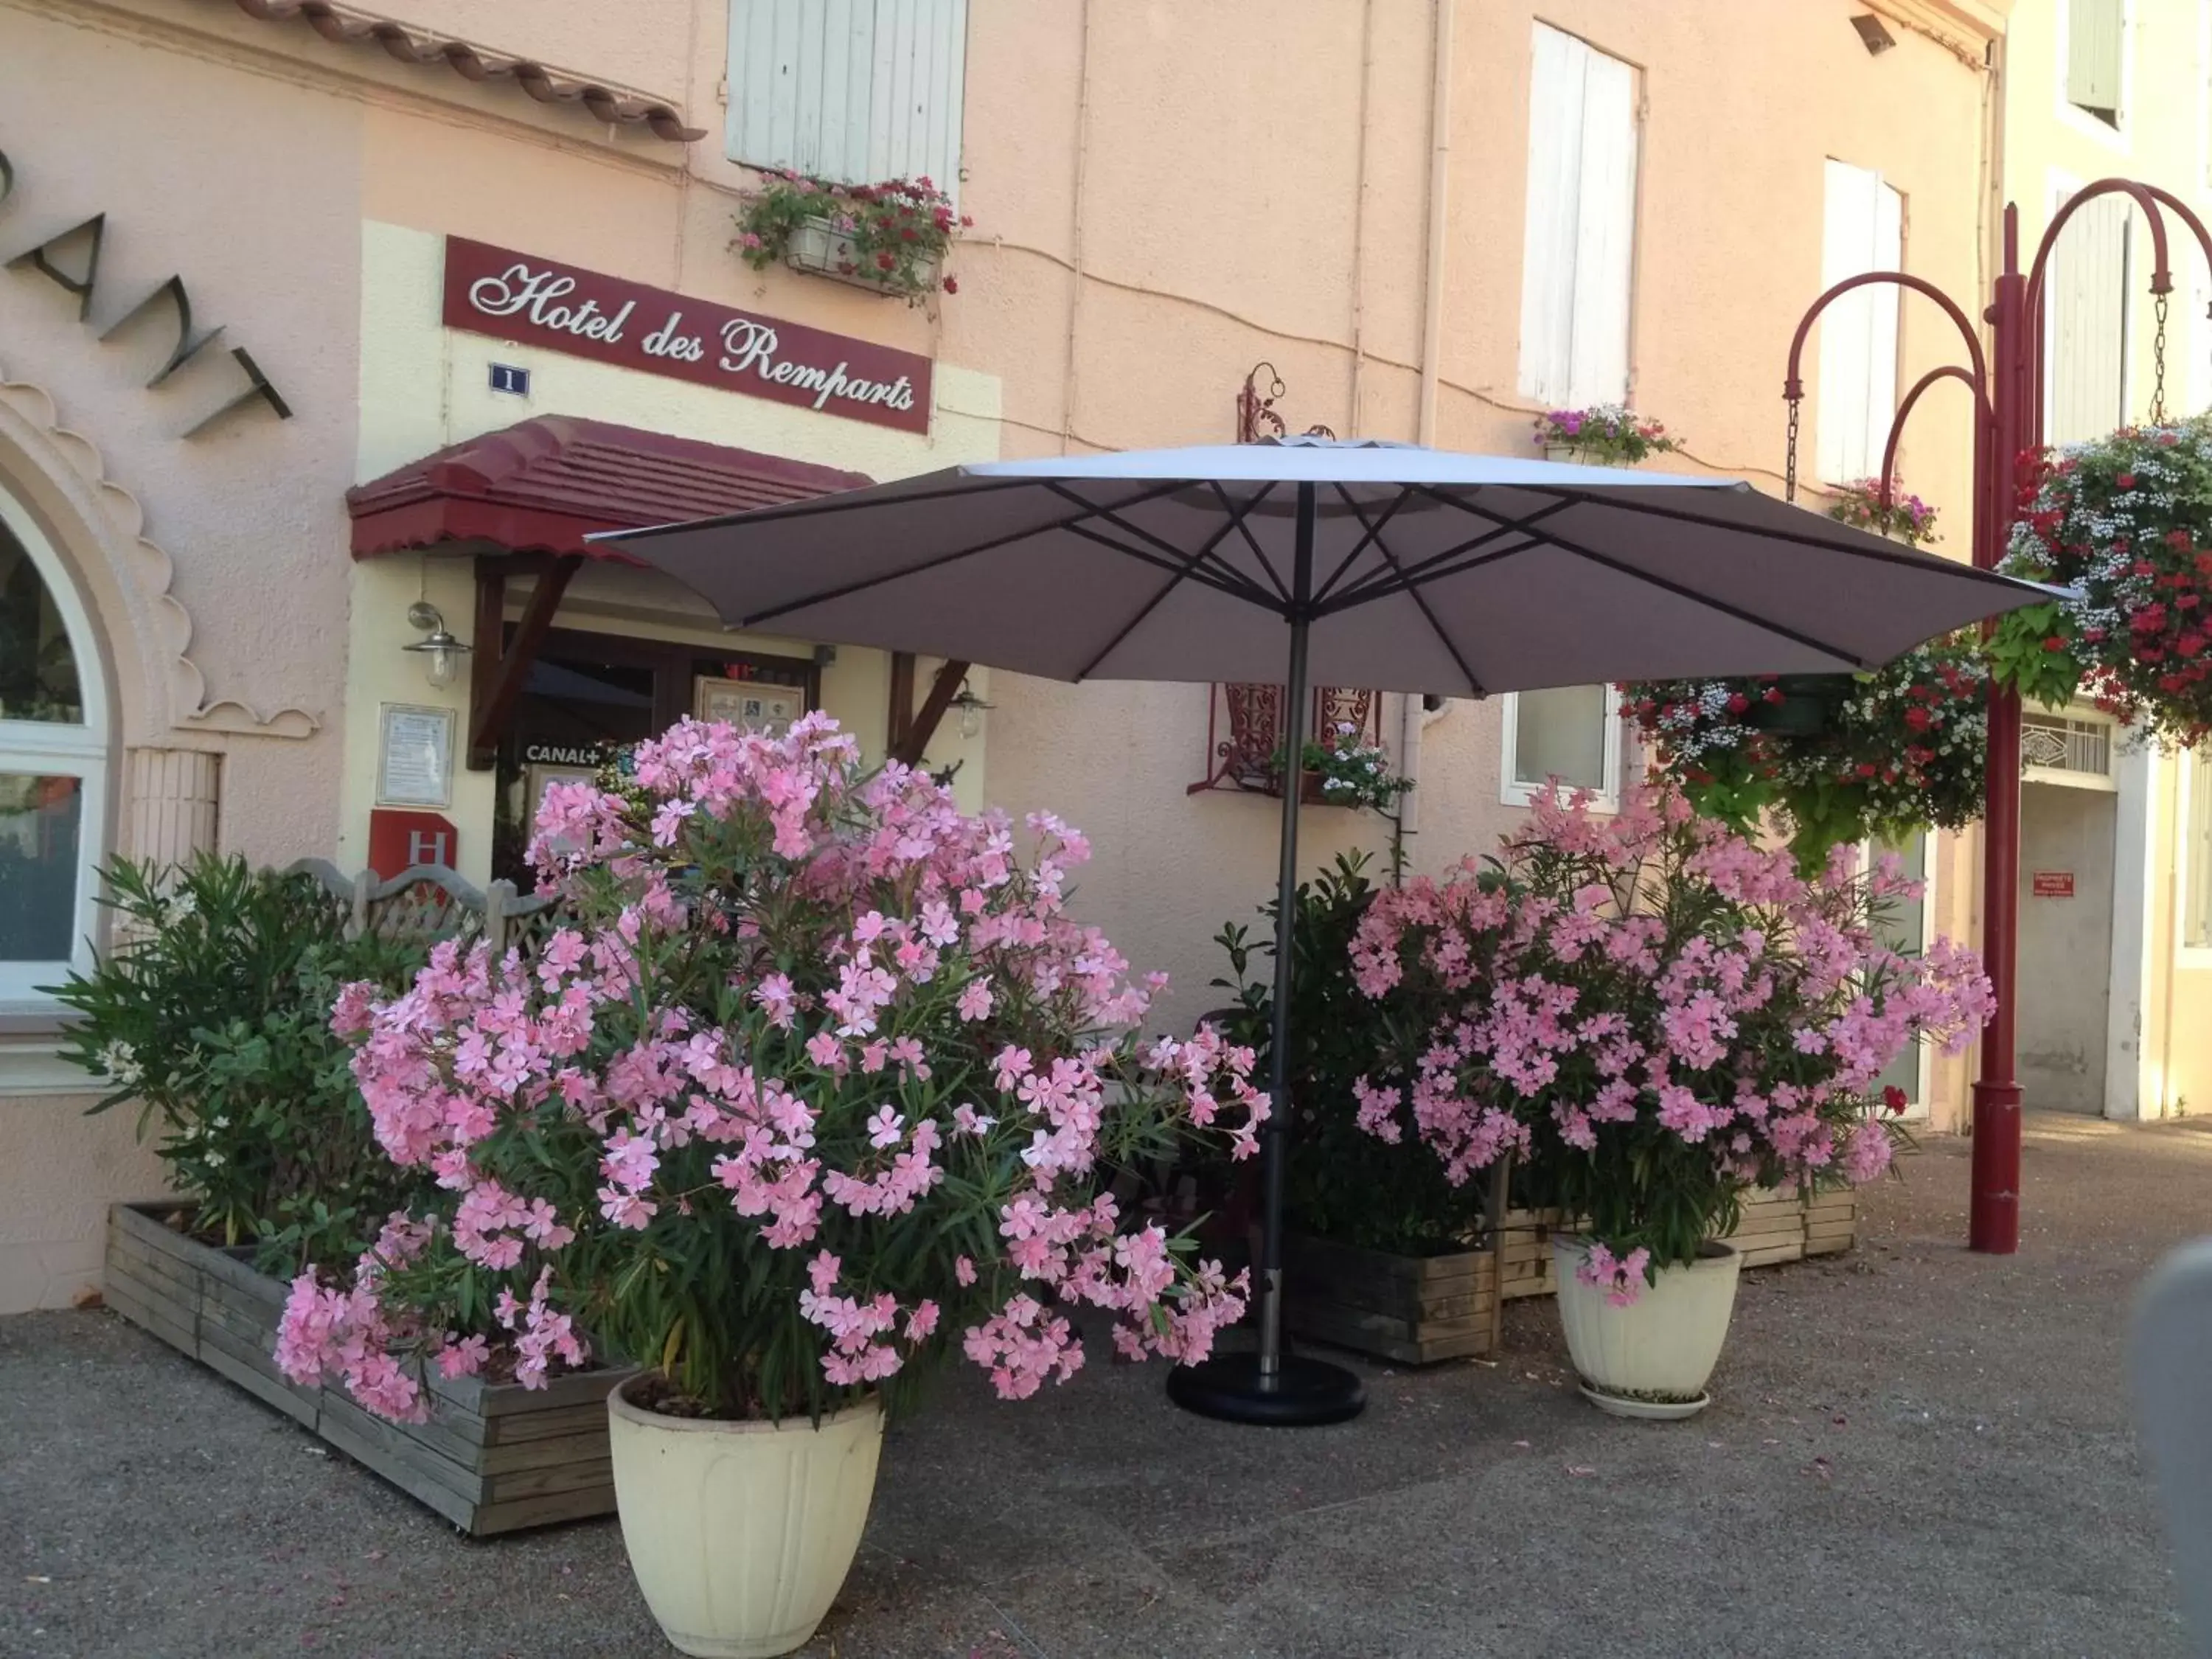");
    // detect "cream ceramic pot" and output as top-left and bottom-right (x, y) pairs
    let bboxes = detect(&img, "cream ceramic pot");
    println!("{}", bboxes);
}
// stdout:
(1552, 1239), (1743, 1418)
(607, 1380), (884, 1658)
